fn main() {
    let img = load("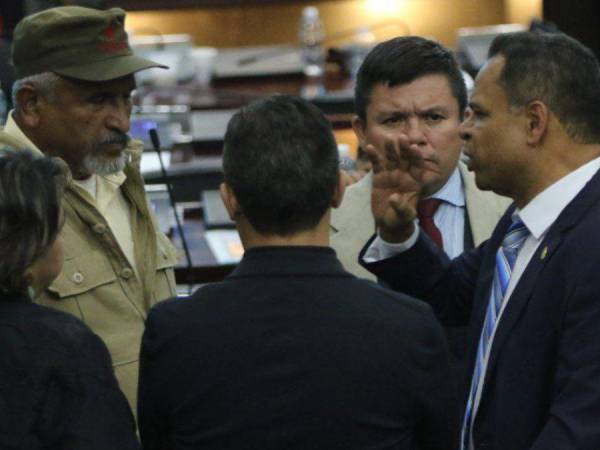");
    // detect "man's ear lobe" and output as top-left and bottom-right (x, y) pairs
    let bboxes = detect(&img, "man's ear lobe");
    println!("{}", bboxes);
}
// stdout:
(525, 100), (549, 146)
(15, 85), (42, 127)
(351, 115), (367, 147)
(219, 182), (240, 220)
(22, 269), (34, 292)
(331, 170), (346, 208)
